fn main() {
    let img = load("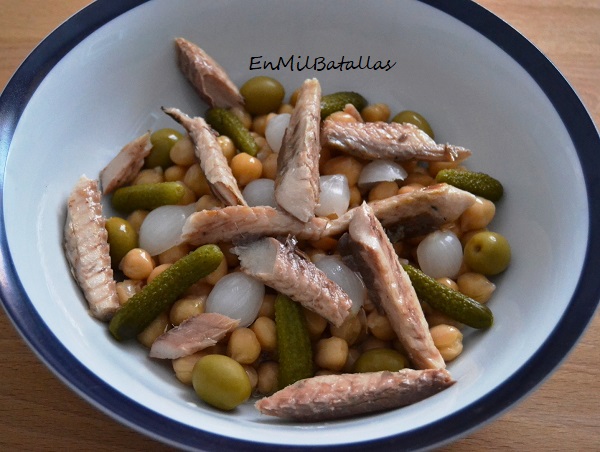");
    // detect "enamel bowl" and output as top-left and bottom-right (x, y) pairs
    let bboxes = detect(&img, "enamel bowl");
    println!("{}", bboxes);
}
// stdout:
(1, 1), (599, 450)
